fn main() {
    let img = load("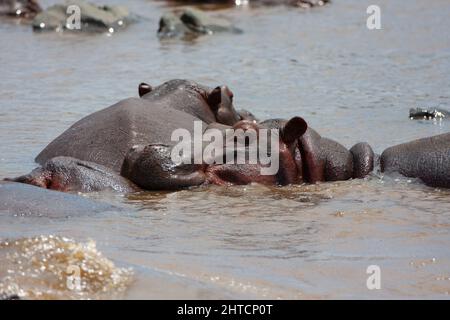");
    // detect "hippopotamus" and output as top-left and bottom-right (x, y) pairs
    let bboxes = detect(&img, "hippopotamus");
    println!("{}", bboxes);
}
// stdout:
(35, 79), (241, 172)
(0, 0), (41, 18)
(0, 181), (121, 218)
(7, 79), (449, 192)
(409, 107), (449, 120)
(257, 119), (374, 182)
(5, 156), (138, 193)
(158, 7), (242, 39)
(8, 80), (250, 191)
(381, 133), (450, 188)
(122, 116), (309, 188)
